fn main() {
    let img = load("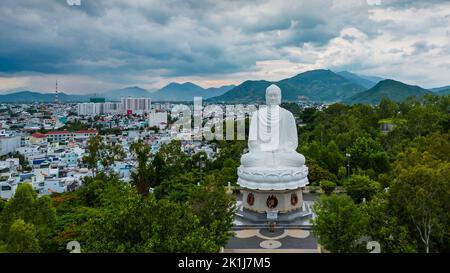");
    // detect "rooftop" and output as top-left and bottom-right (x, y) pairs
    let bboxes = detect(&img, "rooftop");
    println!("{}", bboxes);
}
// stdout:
(47, 130), (98, 135)
(31, 133), (47, 138)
